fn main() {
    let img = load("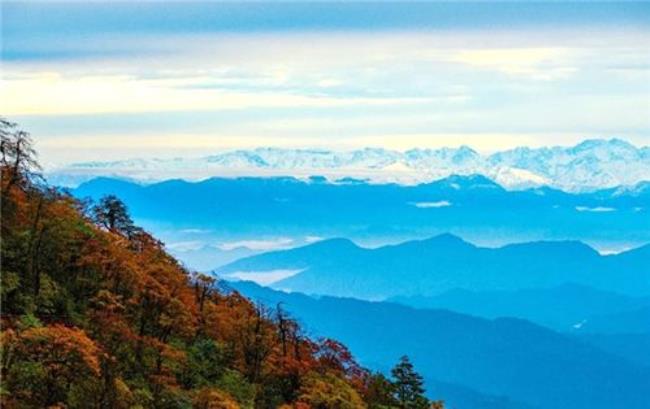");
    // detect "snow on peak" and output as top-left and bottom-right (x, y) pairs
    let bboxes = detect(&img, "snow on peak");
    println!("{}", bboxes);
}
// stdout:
(47, 140), (650, 192)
